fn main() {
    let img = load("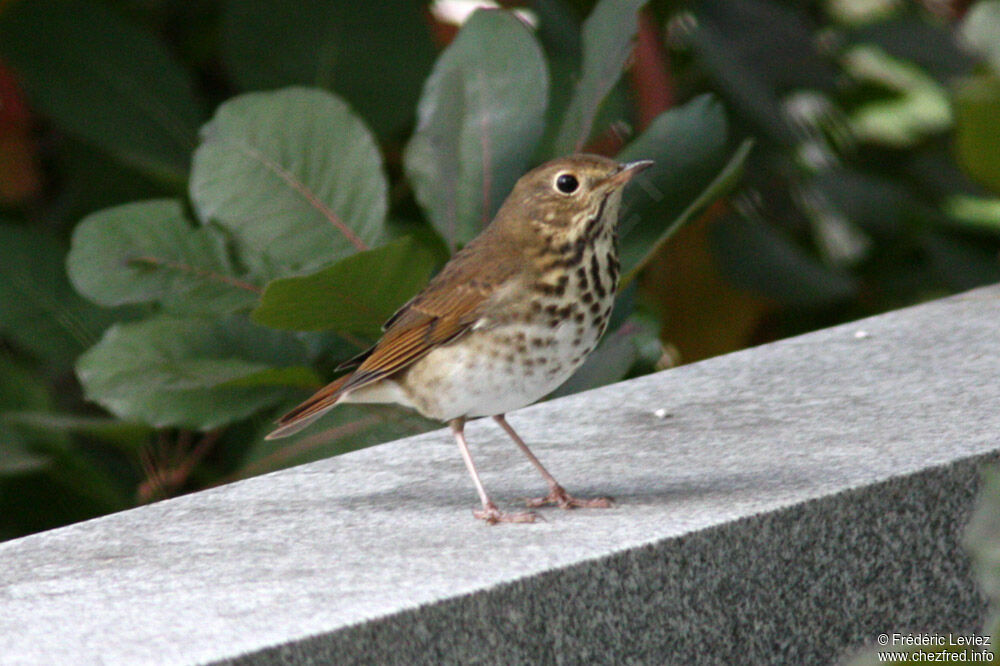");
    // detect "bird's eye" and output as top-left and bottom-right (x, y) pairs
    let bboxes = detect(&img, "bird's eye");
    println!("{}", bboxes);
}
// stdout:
(555, 173), (579, 194)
